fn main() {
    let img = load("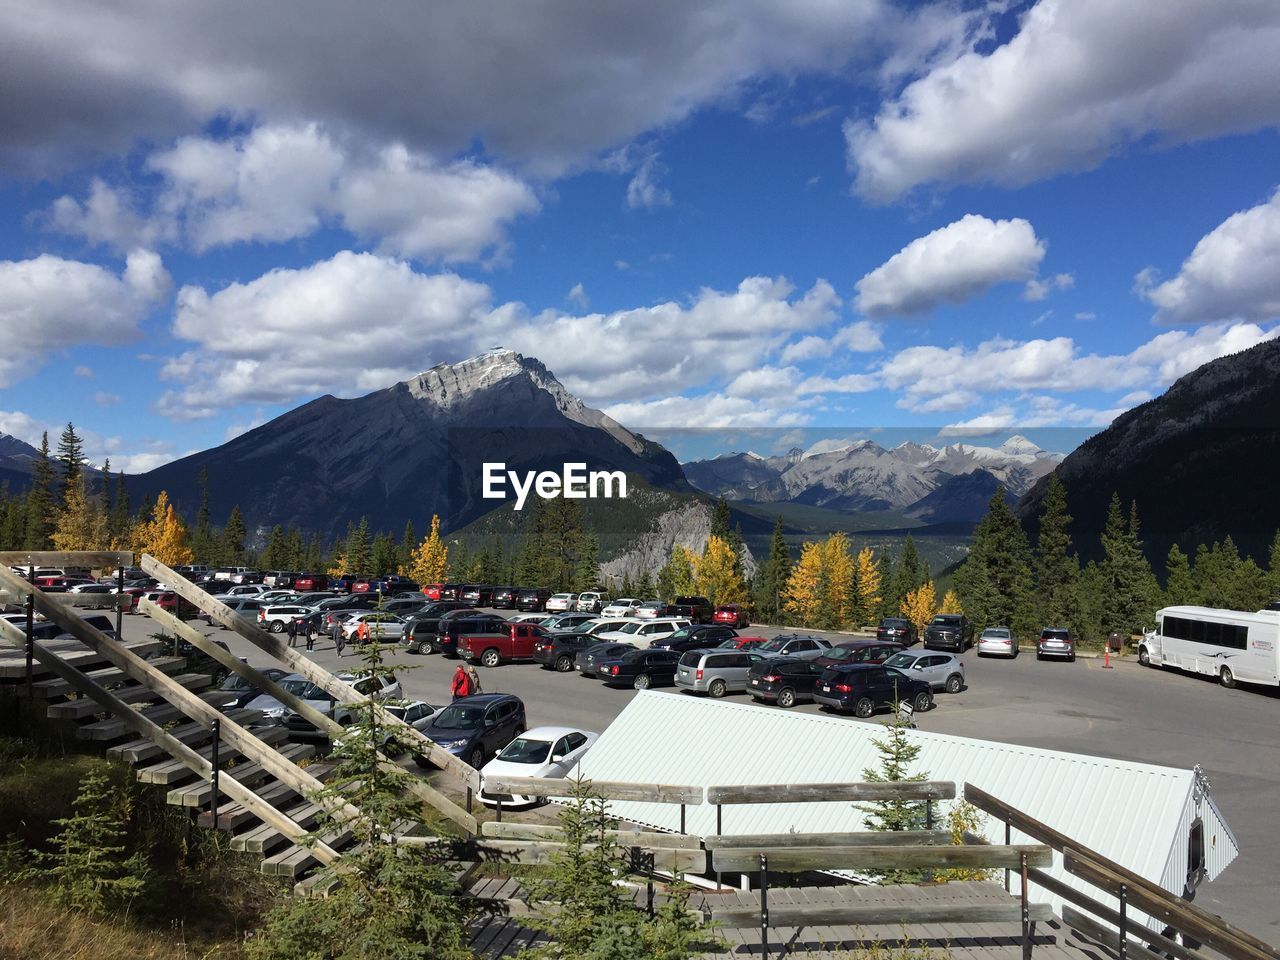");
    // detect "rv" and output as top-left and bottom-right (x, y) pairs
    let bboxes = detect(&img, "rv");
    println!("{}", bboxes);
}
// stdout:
(1141, 605), (1280, 689)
